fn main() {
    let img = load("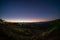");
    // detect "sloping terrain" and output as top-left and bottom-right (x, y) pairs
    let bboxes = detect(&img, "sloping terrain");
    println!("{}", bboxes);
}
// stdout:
(0, 19), (60, 40)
